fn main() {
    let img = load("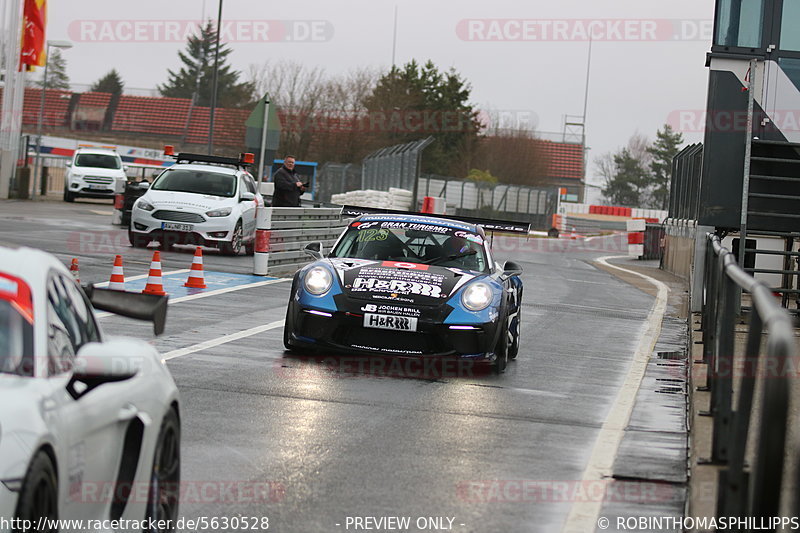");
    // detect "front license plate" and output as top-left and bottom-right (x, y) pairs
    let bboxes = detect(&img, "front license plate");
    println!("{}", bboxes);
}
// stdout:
(363, 313), (418, 332)
(161, 222), (193, 232)
(87, 184), (109, 190)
